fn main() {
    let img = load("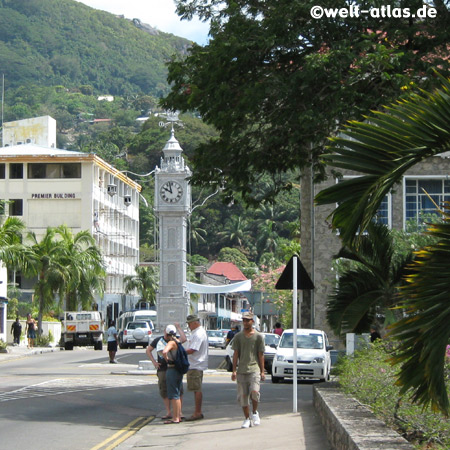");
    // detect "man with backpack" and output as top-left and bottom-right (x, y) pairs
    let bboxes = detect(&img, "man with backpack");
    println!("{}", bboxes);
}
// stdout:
(176, 314), (208, 421)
